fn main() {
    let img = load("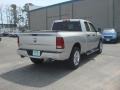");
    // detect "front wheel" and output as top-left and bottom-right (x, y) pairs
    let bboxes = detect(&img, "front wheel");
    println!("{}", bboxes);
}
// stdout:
(30, 58), (44, 64)
(67, 47), (81, 69)
(97, 41), (103, 54)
